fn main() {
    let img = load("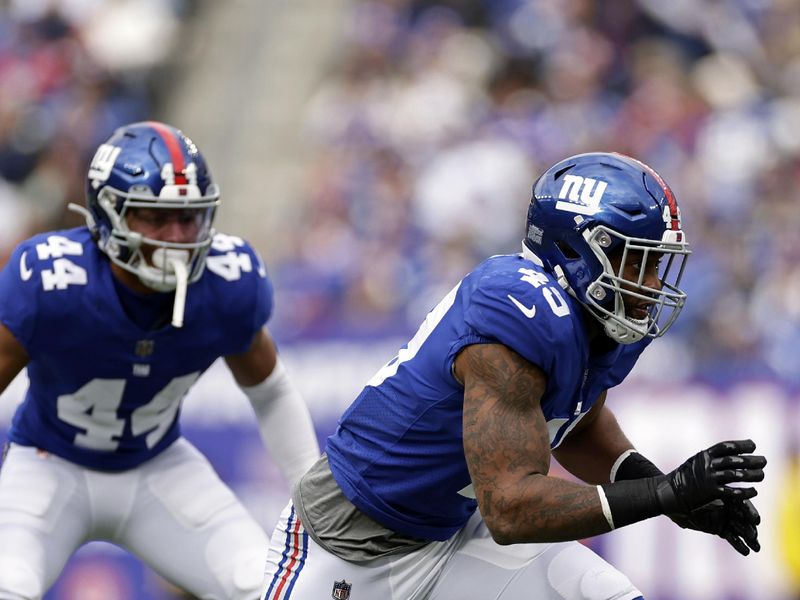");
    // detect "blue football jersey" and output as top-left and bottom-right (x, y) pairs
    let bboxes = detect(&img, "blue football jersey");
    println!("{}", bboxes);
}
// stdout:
(326, 252), (650, 541)
(0, 227), (272, 471)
